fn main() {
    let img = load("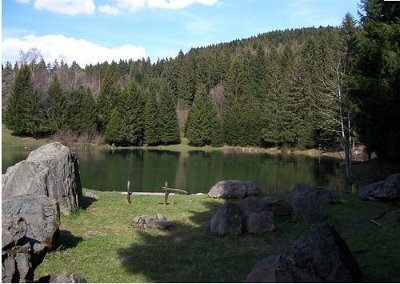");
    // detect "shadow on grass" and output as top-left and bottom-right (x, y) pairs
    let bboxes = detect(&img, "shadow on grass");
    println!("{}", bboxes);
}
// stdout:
(57, 230), (83, 250)
(117, 200), (286, 283)
(80, 195), (97, 210)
